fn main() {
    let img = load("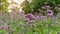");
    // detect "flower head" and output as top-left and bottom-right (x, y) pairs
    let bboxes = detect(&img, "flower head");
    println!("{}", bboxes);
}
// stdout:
(45, 6), (50, 9)
(25, 14), (35, 20)
(47, 10), (54, 17)
(47, 10), (53, 14)
(25, 14), (35, 23)
(47, 13), (53, 17)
